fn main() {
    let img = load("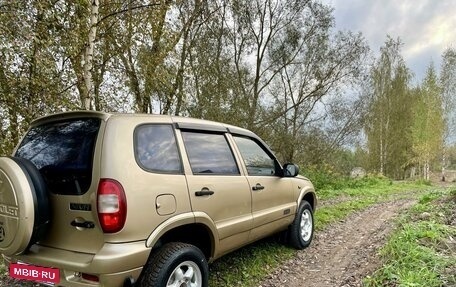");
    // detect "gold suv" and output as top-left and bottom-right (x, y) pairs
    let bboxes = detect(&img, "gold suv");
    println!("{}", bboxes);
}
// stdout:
(0, 111), (316, 287)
